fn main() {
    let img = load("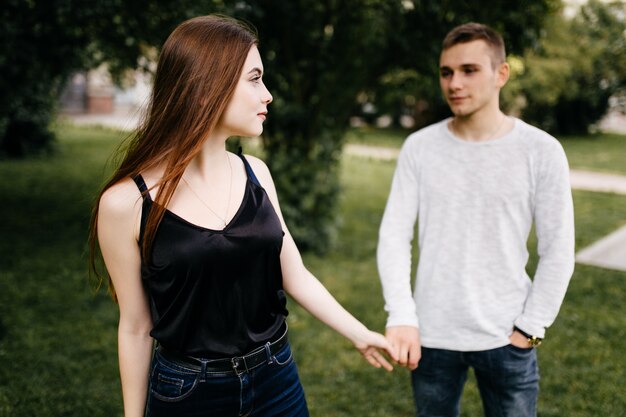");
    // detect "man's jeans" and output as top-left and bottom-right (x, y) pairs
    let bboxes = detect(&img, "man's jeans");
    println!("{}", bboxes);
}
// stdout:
(411, 345), (539, 417)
